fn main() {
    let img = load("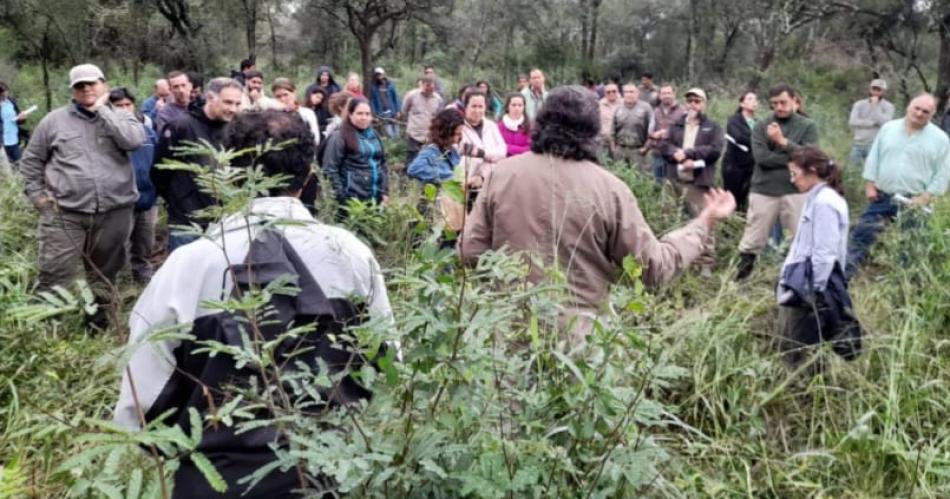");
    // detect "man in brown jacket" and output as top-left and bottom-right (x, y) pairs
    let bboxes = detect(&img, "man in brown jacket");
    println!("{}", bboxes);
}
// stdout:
(461, 86), (735, 345)
(20, 63), (145, 329)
